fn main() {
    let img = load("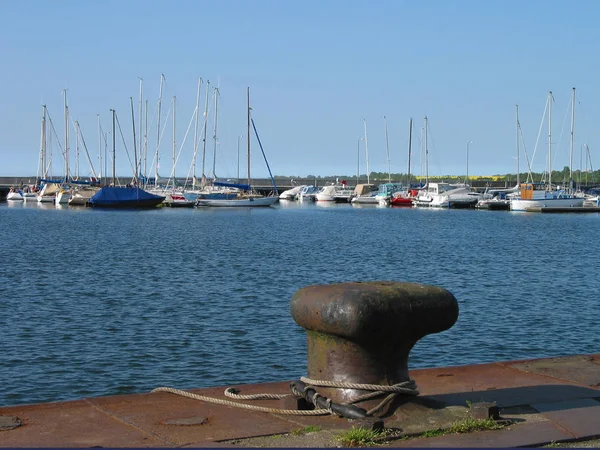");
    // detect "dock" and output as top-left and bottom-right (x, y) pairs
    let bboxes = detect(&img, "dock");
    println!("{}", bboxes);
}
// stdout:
(527, 207), (600, 213)
(2, 353), (600, 447)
